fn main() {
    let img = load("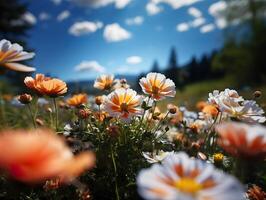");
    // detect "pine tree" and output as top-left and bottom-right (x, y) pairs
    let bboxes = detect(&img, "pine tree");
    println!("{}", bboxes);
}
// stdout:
(165, 47), (181, 87)
(151, 60), (160, 73)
